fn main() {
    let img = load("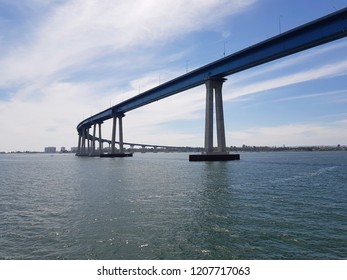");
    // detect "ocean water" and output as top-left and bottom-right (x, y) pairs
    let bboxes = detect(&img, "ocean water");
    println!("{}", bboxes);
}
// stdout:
(0, 151), (346, 260)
